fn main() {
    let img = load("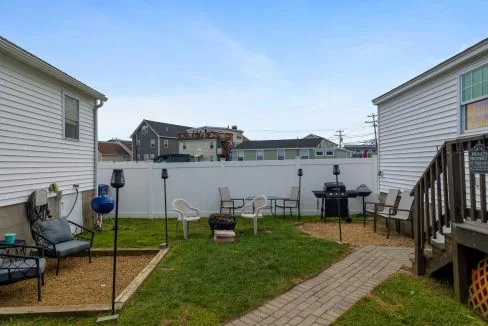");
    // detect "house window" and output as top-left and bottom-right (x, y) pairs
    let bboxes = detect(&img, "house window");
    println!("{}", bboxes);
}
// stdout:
(325, 151), (334, 156)
(150, 139), (155, 148)
(183, 142), (187, 150)
(465, 98), (488, 130)
(144, 154), (149, 161)
(462, 65), (488, 103)
(136, 154), (140, 160)
(277, 149), (285, 160)
(136, 139), (141, 147)
(150, 154), (155, 160)
(210, 141), (214, 149)
(64, 95), (79, 140)
(164, 139), (169, 148)
(237, 151), (244, 161)
(256, 150), (264, 160)
(300, 149), (309, 159)
(142, 125), (149, 135)
(209, 155), (214, 161)
(315, 150), (324, 157)
(237, 134), (242, 140)
(462, 65), (488, 131)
